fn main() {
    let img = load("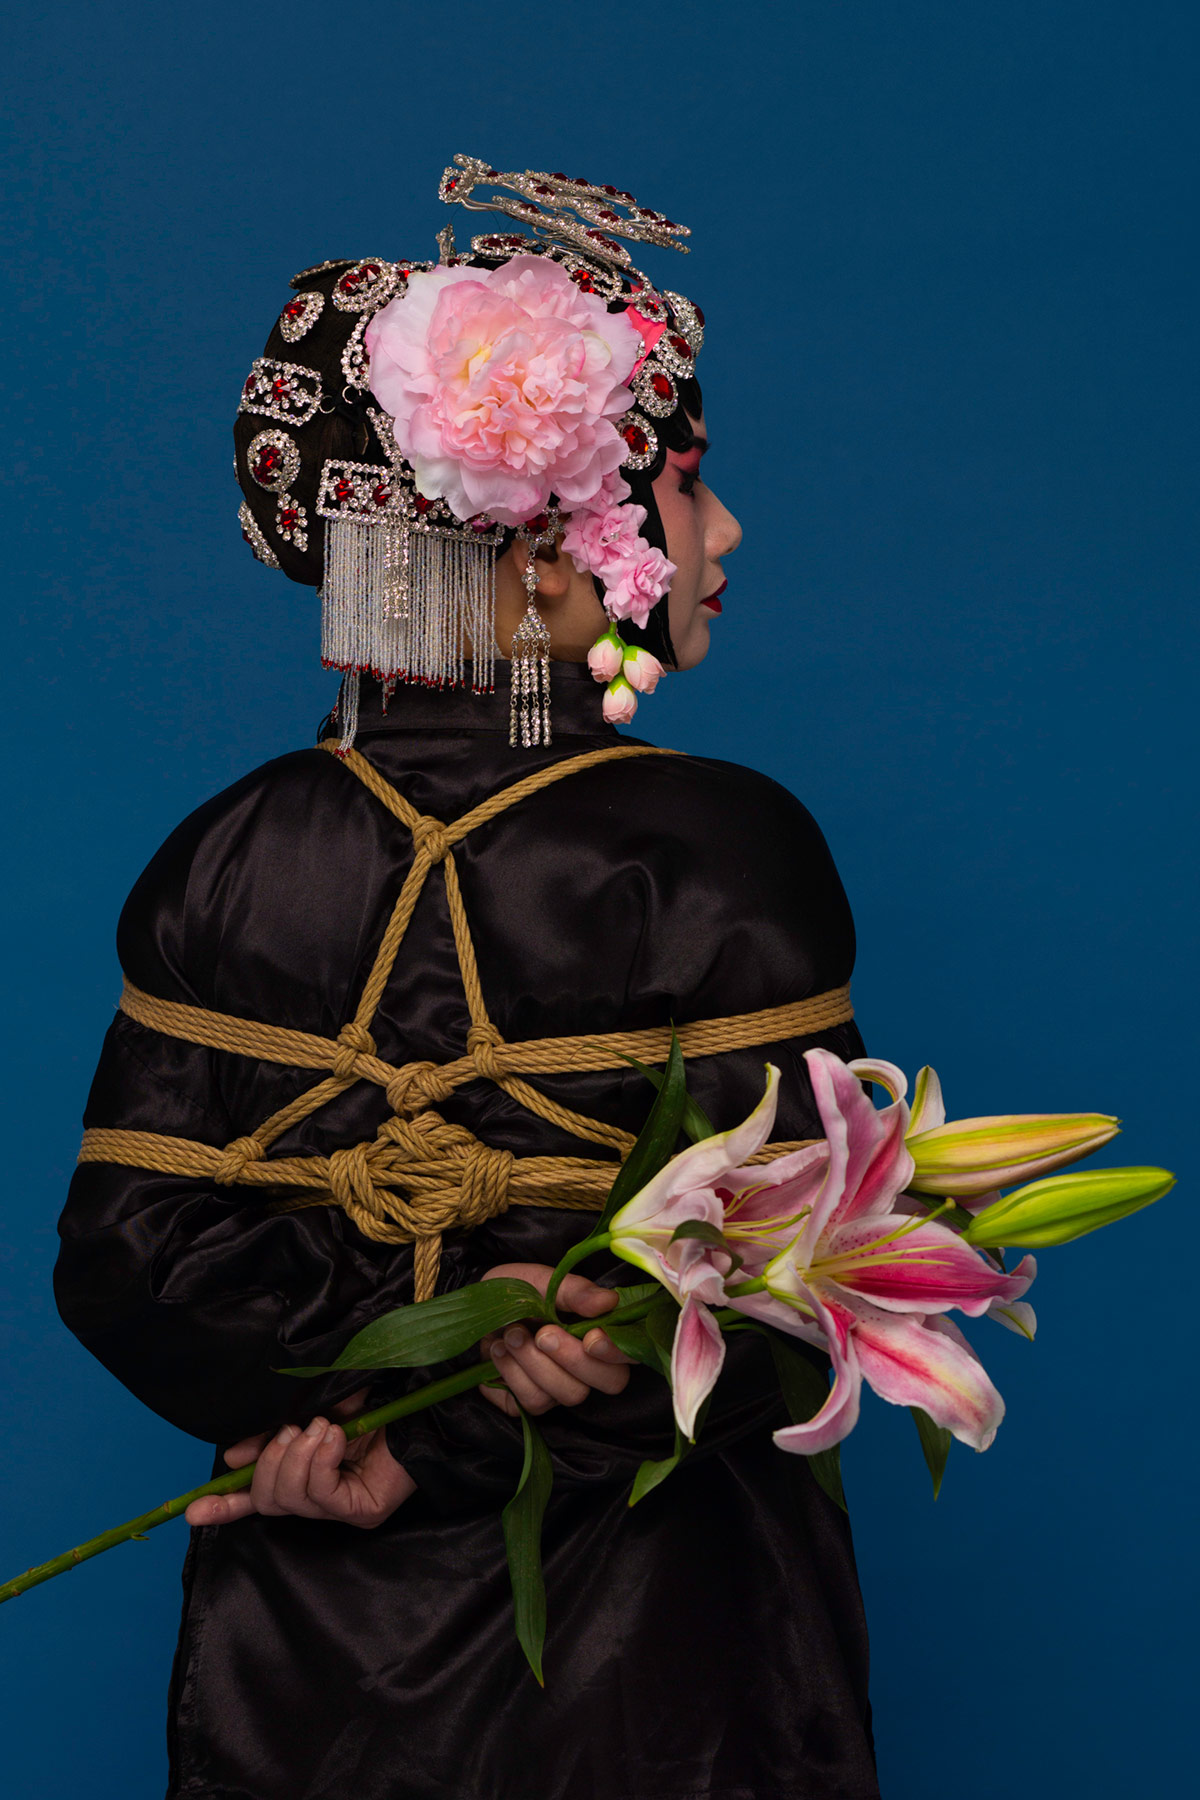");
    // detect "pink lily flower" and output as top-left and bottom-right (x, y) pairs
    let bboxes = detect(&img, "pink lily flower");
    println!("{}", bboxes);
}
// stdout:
(723, 1051), (1035, 1454)
(608, 1069), (784, 1437)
